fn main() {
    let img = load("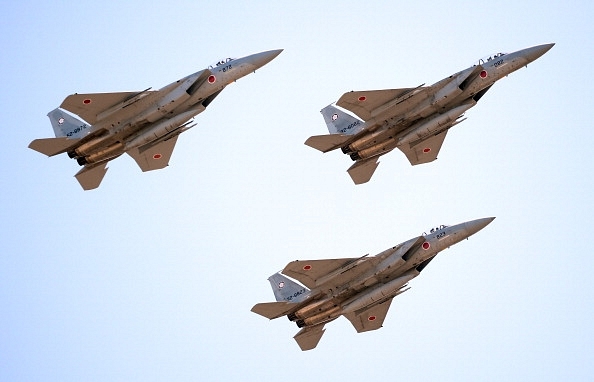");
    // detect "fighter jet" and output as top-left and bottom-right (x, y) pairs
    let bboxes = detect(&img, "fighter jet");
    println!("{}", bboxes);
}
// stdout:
(252, 217), (494, 351)
(29, 49), (283, 190)
(305, 43), (554, 184)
